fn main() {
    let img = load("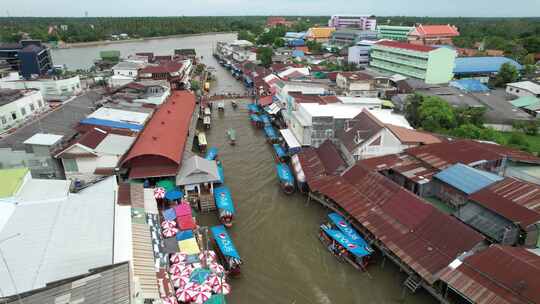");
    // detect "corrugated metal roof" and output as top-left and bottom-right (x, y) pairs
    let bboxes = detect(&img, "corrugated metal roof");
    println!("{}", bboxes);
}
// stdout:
(454, 57), (523, 74)
(132, 222), (160, 299)
(297, 140), (346, 184)
(0, 177), (117, 296)
(375, 40), (436, 53)
(434, 163), (504, 194)
(439, 245), (540, 304)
